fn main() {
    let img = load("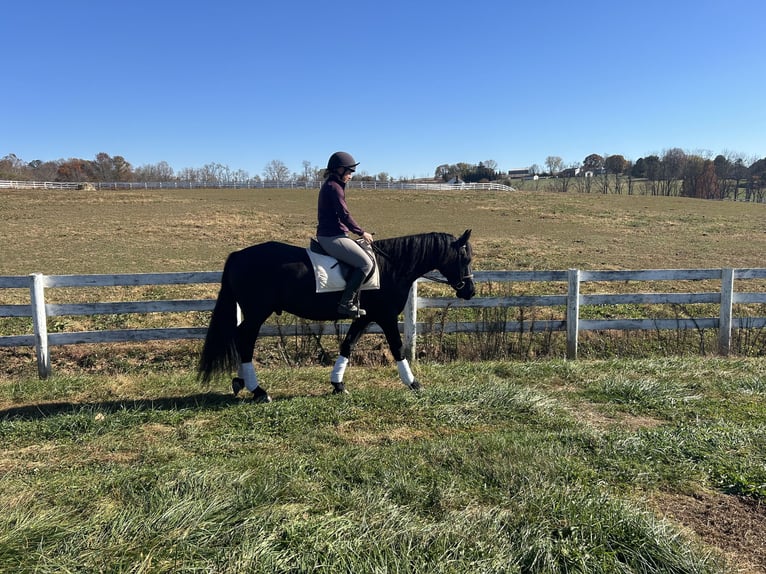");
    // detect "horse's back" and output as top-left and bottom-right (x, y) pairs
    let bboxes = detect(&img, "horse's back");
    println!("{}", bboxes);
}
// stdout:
(229, 240), (308, 268)
(224, 240), (325, 317)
